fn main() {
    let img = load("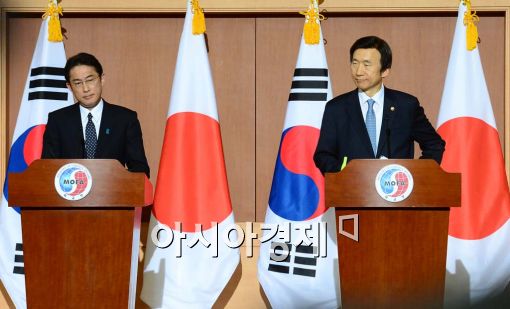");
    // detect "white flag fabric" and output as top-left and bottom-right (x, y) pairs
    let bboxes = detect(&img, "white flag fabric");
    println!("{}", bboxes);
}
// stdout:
(0, 17), (73, 308)
(437, 2), (510, 307)
(140, 1), (239, 308)
(257, 27), (341, 308)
